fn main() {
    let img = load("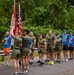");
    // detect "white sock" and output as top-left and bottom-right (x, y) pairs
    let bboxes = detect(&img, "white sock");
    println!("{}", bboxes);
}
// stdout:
(15, 72), (19, 74)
